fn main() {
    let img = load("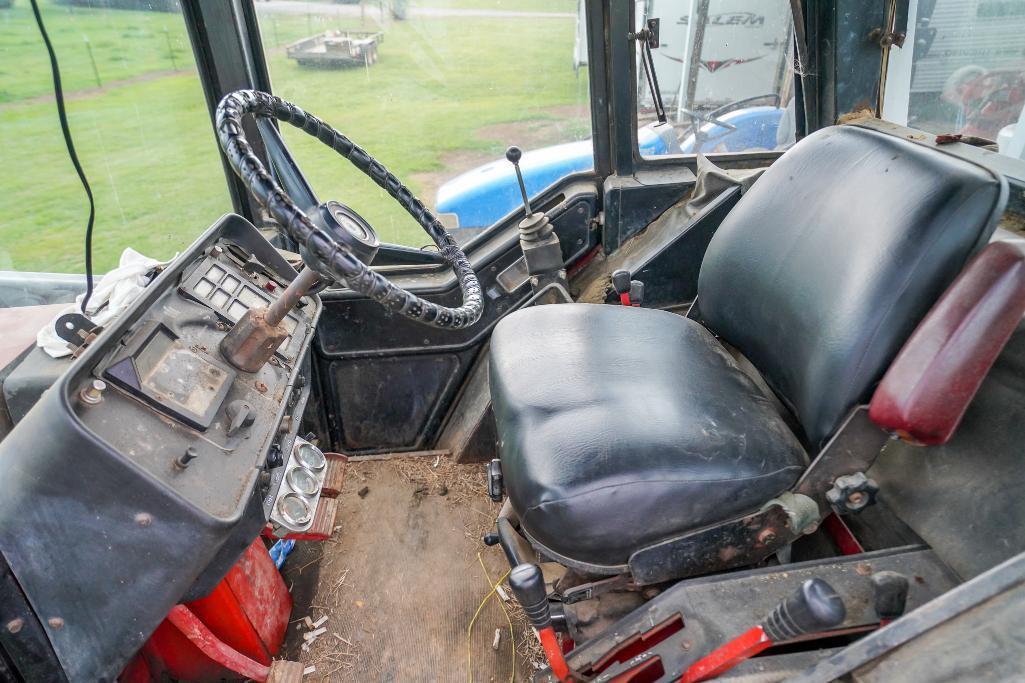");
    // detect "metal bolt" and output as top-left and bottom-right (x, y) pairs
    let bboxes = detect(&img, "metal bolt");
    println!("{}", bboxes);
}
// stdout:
(269, 357), (280, 367)
(847, 491), (867, 508)
(255, 381), (268, 393)
(6, 618), (23, 634)
(47, 617), (64, 630)
(80, 379), (106, 405)
(135, 512), (153, 527)
(681, 640), (692, 650)
(175, 447), (199, 469)
(211, 246), (223, 257)
(757, 528), (777, 545)
(216, 321), (227, 331)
